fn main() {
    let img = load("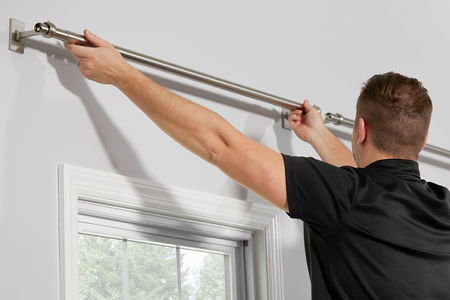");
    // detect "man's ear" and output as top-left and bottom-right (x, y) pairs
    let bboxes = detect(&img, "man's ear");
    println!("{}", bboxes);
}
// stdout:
(356, 117), (367, 145)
